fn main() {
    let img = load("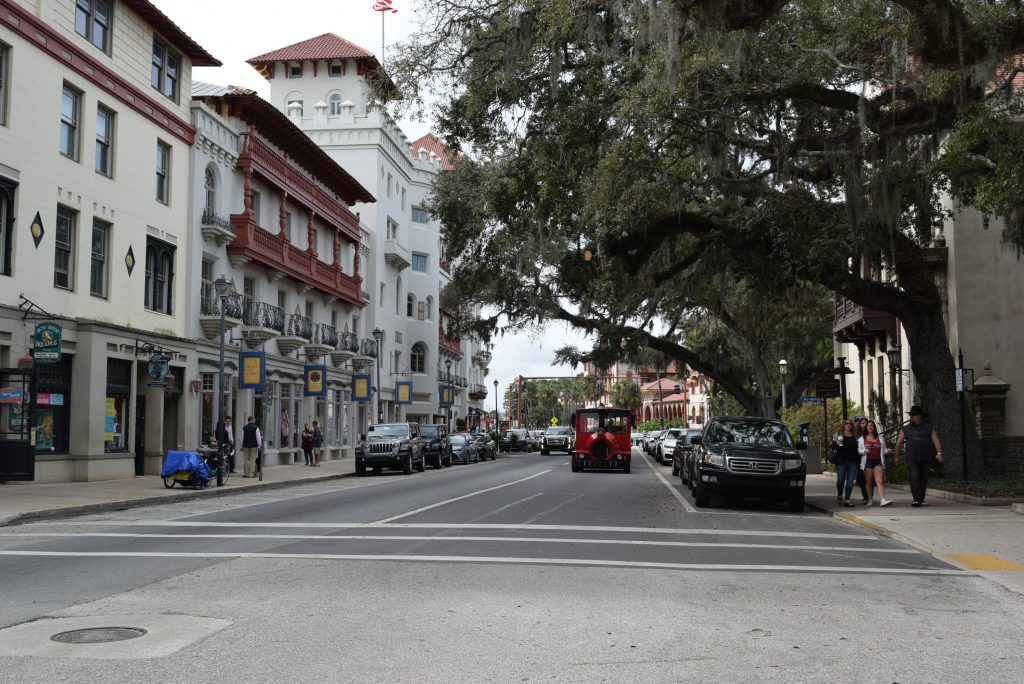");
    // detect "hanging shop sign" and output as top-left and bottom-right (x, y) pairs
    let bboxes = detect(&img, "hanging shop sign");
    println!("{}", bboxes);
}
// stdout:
(304, 364), (327, 397)
(239, 351), (267, 389)
(33, 322), (63, 364)
(395, 381), (413, 405)
(439, 385), (454, 408)
(353, 374), (371, 401)
(146, 353), (171, 388)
